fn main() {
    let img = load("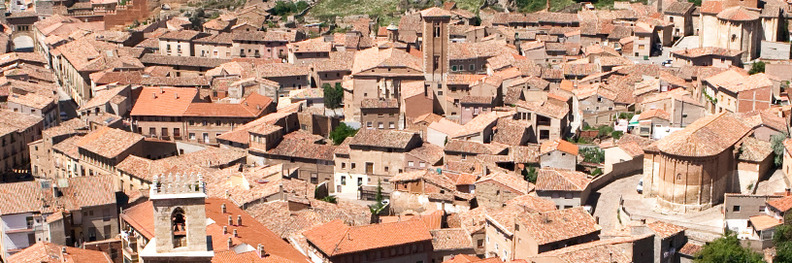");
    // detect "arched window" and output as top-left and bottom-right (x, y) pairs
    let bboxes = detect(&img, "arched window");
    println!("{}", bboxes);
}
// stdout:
(172, 207), (187, 248)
